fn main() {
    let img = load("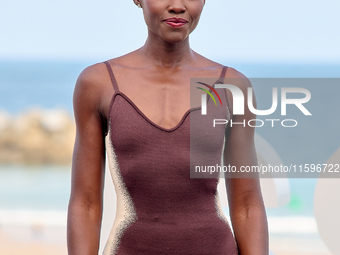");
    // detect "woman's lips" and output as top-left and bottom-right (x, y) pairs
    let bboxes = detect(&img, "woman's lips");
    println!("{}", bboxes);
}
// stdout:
(163, 17), (188, 28)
